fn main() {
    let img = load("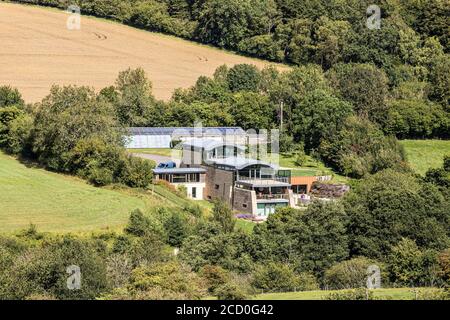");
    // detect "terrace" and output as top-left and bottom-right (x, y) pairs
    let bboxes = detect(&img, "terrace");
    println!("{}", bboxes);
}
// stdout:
(235, 180), (291, 201)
